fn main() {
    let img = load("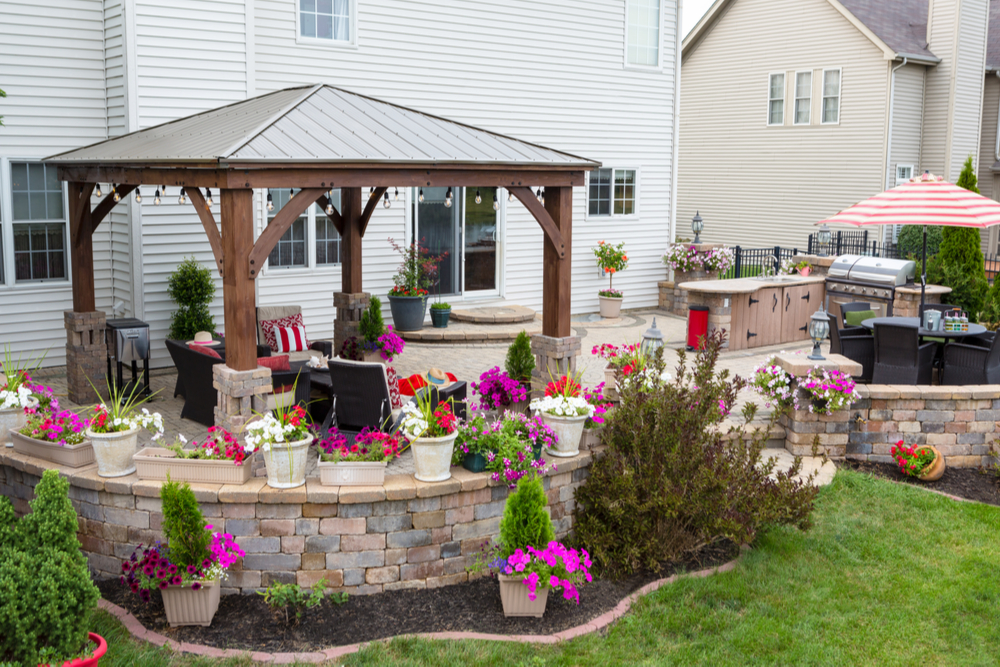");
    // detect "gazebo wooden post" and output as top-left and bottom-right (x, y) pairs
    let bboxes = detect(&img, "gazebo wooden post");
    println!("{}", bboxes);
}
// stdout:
(64, 181), (107, 404)
(333, 187), (369, 353)
(531, 186), (580, 394)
